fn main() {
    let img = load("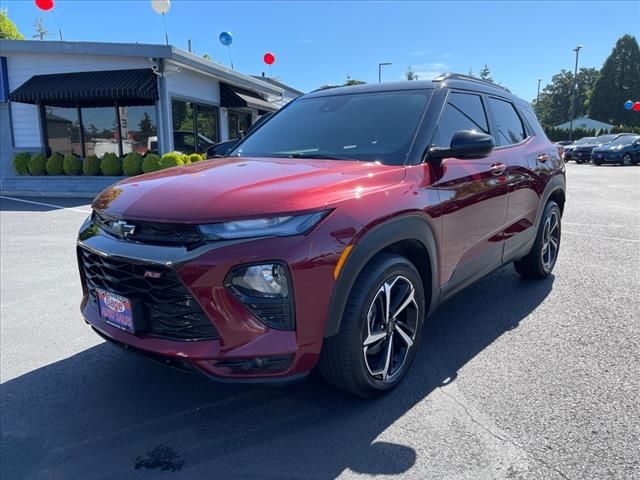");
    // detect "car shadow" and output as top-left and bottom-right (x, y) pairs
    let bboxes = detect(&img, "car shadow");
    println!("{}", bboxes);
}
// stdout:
(1, 267), (554, 479)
